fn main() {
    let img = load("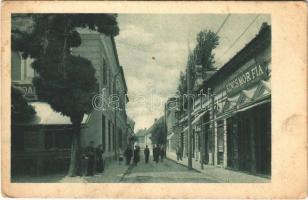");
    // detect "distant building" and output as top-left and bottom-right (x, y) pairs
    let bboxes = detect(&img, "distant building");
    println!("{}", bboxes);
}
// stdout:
(135, 128), (152, 149)
(165, 97), (180, 153)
